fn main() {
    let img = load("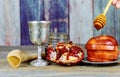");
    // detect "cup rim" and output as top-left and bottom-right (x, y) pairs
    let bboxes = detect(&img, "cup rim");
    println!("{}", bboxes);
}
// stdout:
(28, 21), (50, 24)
